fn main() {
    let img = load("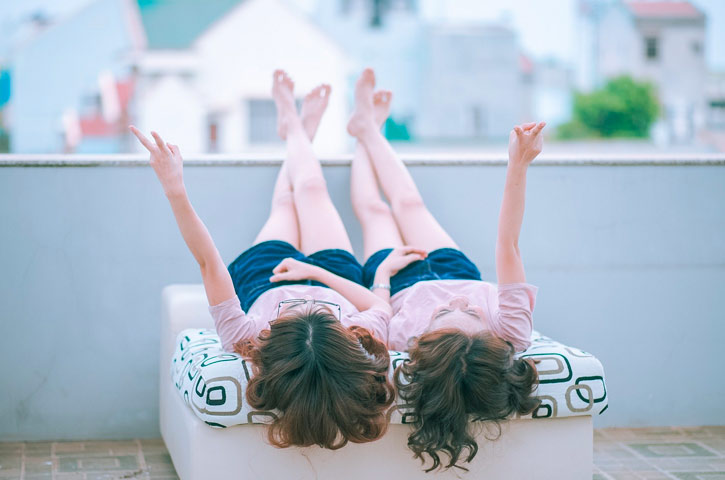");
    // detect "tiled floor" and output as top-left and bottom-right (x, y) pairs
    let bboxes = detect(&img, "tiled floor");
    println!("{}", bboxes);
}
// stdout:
(593, 426), (725, 479)
(0, 427), (723, 479)
(0, 439), (177, 480)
